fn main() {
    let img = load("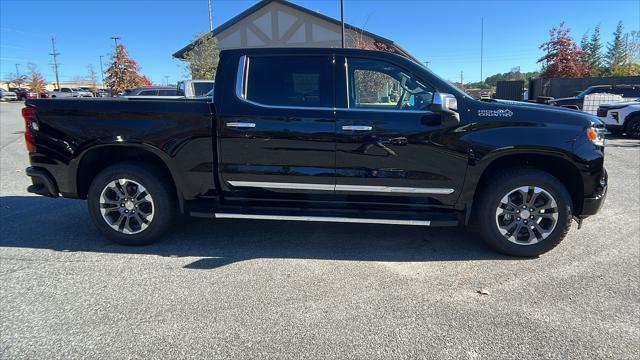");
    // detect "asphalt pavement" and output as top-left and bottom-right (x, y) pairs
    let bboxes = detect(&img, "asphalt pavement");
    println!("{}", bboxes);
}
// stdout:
(0, 101), (638, 359)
